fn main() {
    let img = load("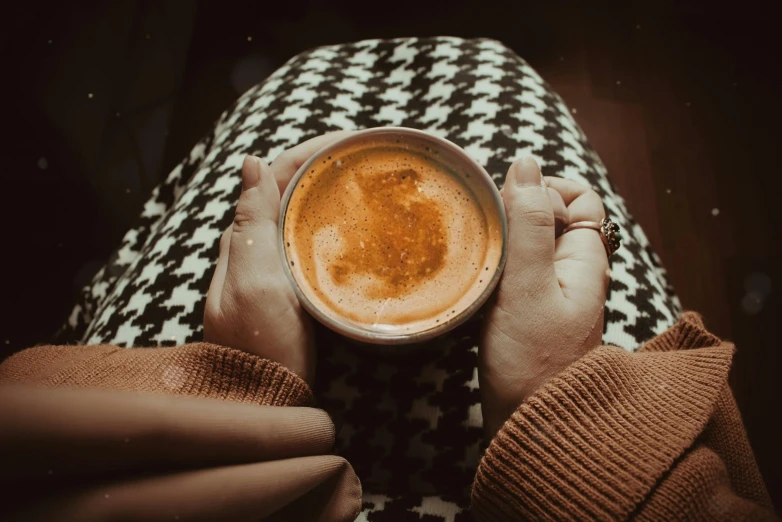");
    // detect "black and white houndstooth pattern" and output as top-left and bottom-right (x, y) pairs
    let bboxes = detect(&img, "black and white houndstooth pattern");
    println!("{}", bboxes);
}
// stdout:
(56, 37), (681, 520)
